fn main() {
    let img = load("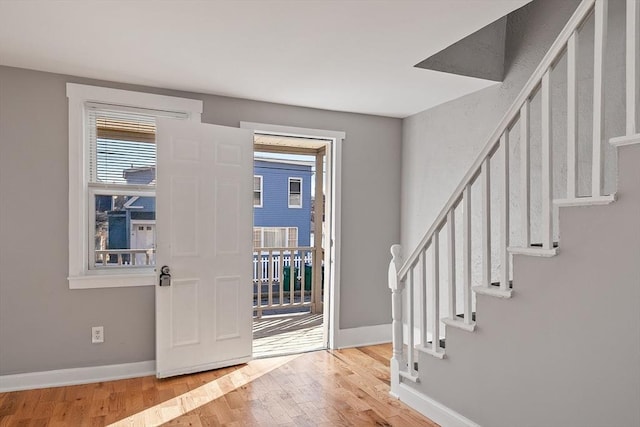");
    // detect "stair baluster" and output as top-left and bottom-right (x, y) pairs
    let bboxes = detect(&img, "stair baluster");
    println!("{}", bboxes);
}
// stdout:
(431, 231), (441, 355)
(541, 70), (553, 250)
(567, 31), (579, 199)
(462, 185), (473, 327)
(592, 0), (608, 197)
(499, 132), (510, 293)
(447, 210), (456, 323)
(626, 0), (638, 137)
